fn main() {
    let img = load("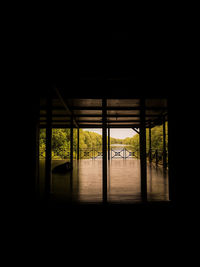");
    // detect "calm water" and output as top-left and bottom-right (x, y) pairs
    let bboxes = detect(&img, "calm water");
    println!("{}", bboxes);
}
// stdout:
(39, 158), (169, 204)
